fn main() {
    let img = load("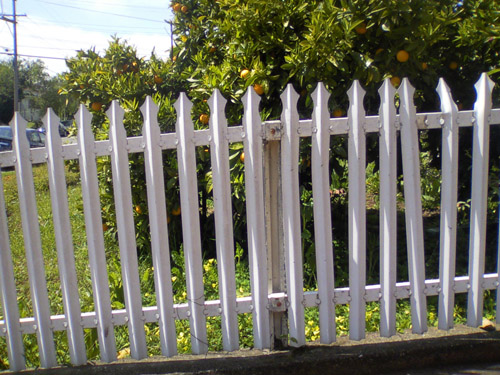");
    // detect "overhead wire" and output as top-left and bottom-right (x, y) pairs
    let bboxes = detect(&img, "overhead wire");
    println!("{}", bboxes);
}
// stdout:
(59, 0), (168, 11)
(39, 0), (165, 23)
(1, 0), (172, 72)
(0, 51), (66, 60)
(29, 17), (164, 33)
